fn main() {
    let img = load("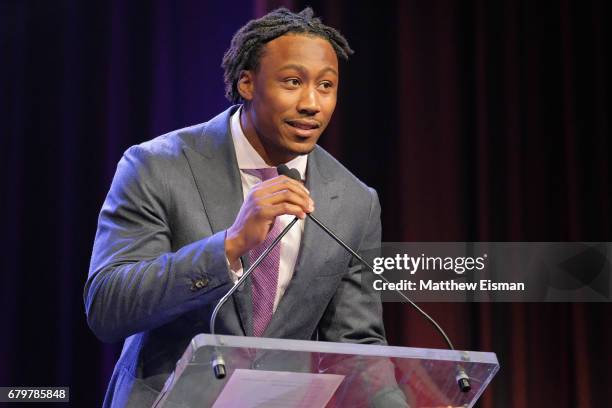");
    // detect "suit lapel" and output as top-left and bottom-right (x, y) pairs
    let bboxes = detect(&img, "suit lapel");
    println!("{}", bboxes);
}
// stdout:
(263, 147), (345, 338)
(182, 106), (253, 336)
